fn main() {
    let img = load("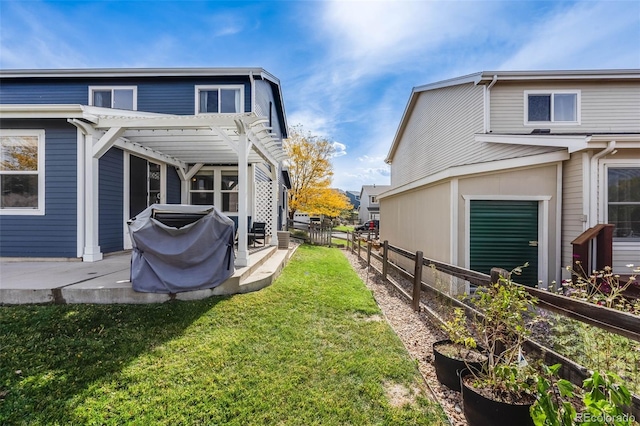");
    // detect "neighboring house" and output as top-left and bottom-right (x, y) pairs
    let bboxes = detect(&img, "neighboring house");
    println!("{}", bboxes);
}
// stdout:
(0, 67), (290, 267)
(381, 69), (640, 288)
(359, 185), (390, 223)
(345, 190), (361, 210)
